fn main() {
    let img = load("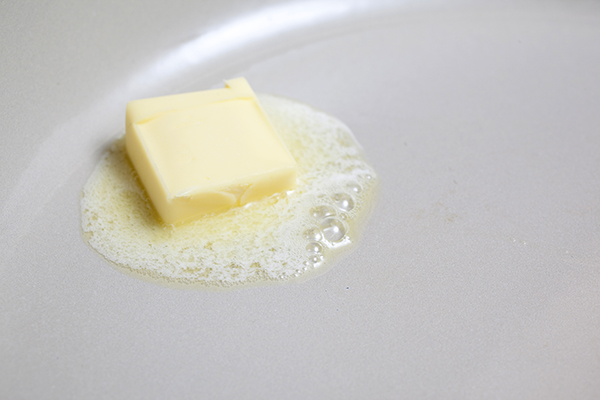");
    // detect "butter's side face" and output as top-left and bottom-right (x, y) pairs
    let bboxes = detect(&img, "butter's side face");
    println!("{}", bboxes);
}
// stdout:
(125, 78), (297, 224)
